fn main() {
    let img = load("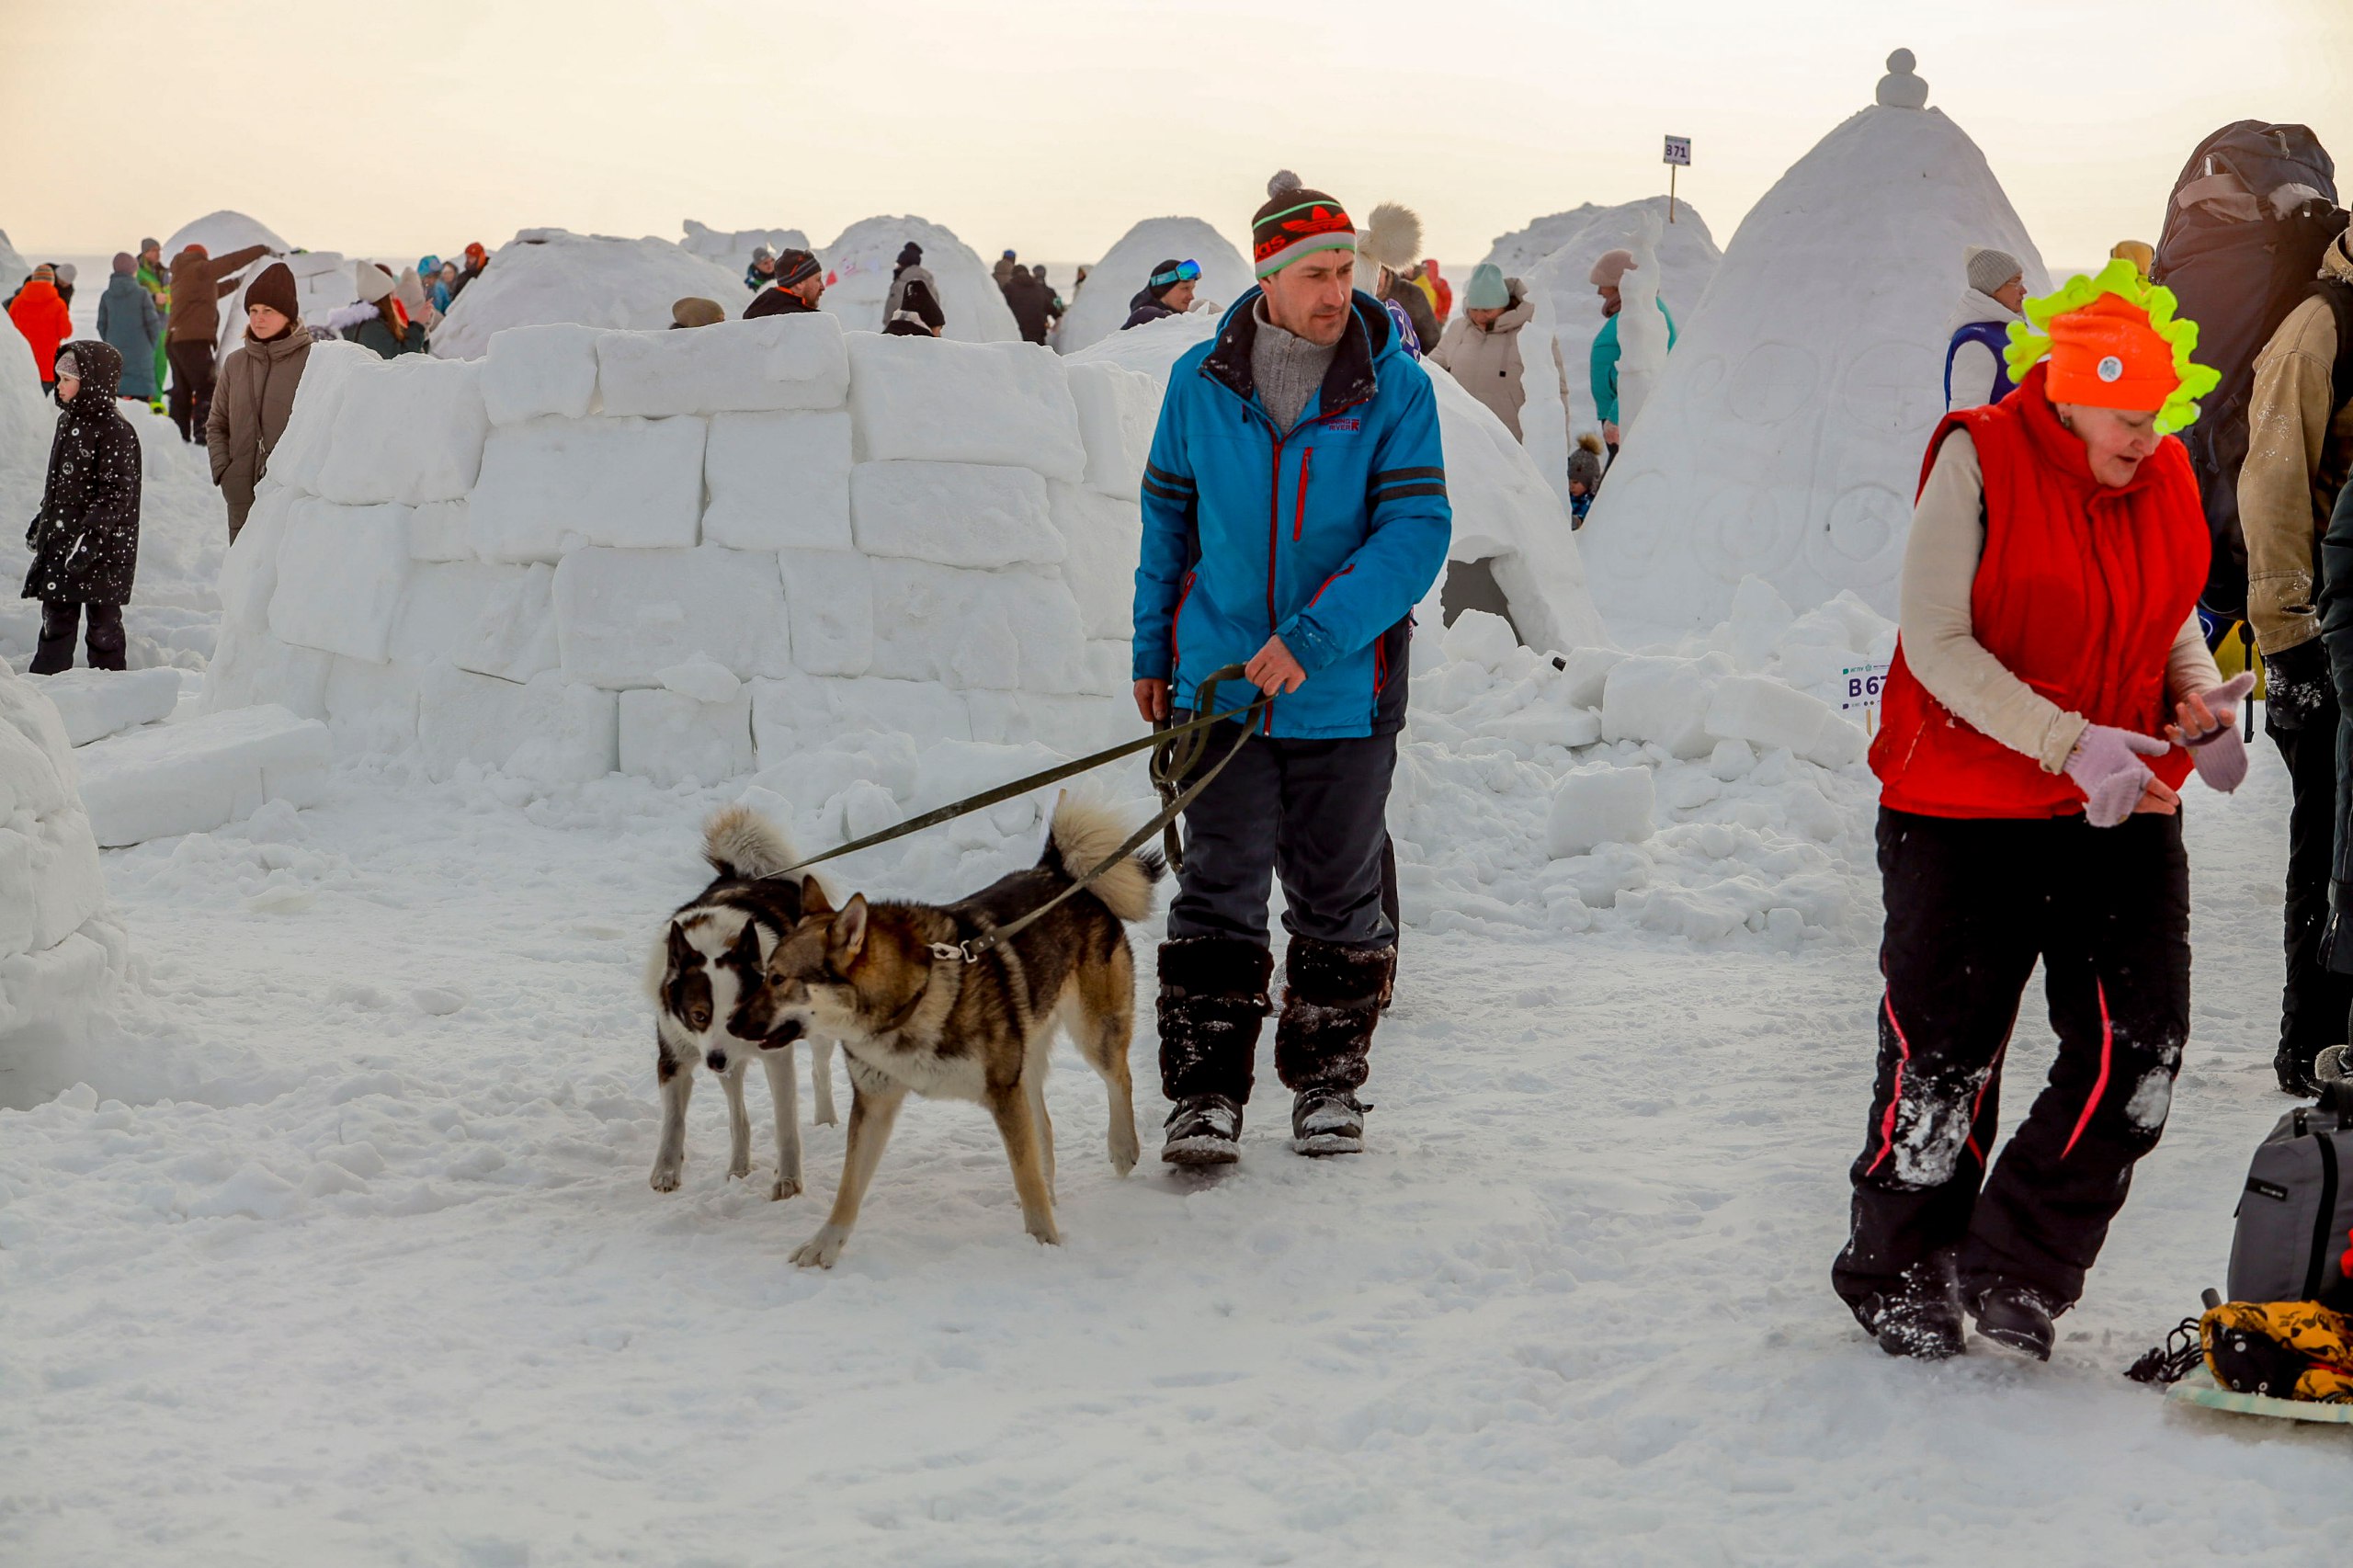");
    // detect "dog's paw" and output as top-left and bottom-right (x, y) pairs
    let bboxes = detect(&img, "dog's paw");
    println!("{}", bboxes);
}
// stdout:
(1108, 1128), (1139, 1177)
(1025, 1215), (1063, 1246)
(790, 1225), (848, 1268)
(815, 1108), (840, 1128)
(769, 1176), (802, 1202)
(649, 1165), (683, 1193)
(728, 1159), (752, 1180)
